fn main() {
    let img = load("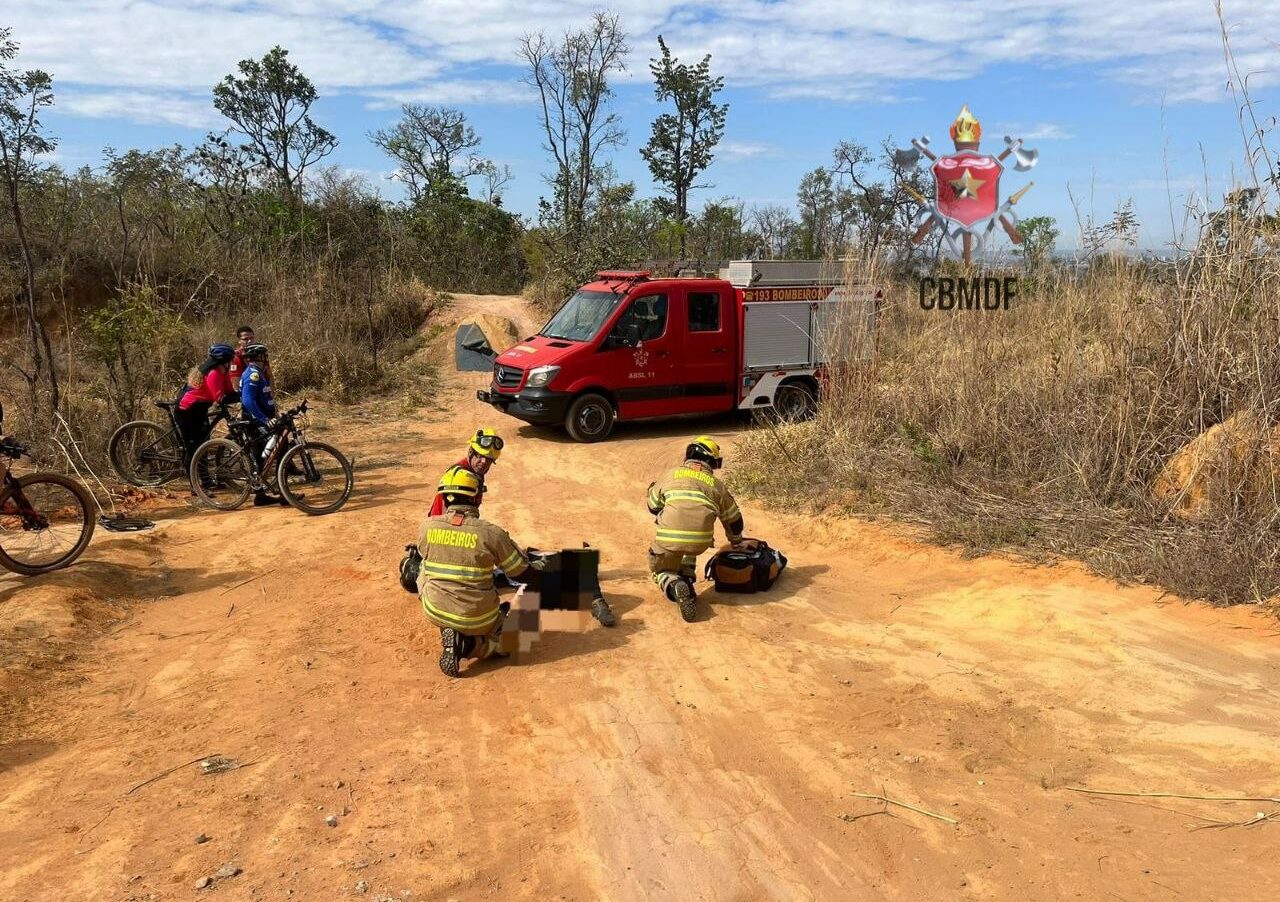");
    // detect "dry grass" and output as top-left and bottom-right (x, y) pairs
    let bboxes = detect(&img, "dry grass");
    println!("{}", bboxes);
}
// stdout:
(735, 213), (1280, 605)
